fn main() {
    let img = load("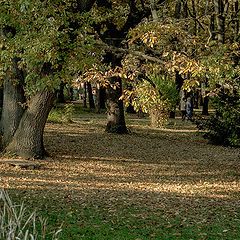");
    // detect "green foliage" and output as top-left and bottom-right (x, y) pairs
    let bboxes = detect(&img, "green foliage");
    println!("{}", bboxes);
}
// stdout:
(150, 74), (180, 111)
(0, 0), (100, 94)
(125, 80), (170, 127)
(124, 73), (179, 128)
(194, 43), (240, 147)
(196, 90), (240, 147)
(48, 103), (74, 124)
(62, 103), (74, 123)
